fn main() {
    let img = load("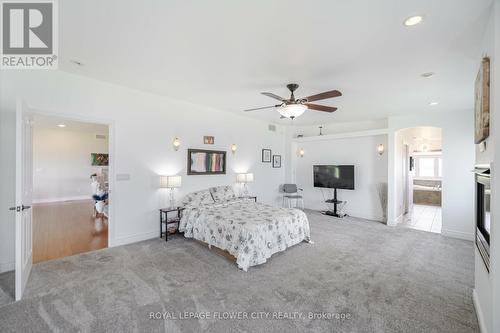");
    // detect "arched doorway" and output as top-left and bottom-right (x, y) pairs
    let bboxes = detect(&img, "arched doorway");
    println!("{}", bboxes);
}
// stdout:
(394, 127), (442, 233)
